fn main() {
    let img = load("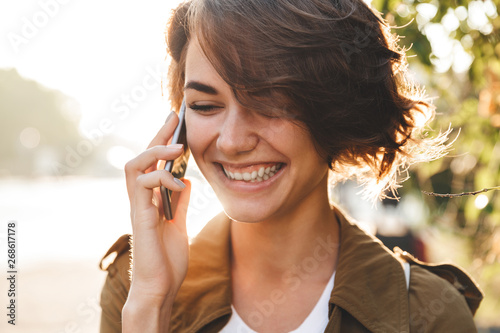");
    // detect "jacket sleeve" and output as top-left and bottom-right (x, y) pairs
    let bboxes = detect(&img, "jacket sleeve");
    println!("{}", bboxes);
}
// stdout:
(408, 264), (478, 333)
(99, 234), (132, 333)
